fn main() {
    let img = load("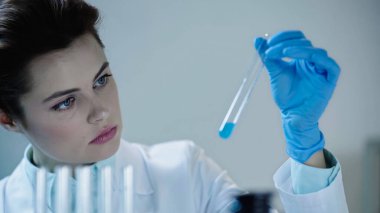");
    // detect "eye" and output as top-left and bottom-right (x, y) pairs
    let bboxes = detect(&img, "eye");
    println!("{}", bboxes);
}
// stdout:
(52, 97), (75, 111)
(94, 74), (112, 89)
